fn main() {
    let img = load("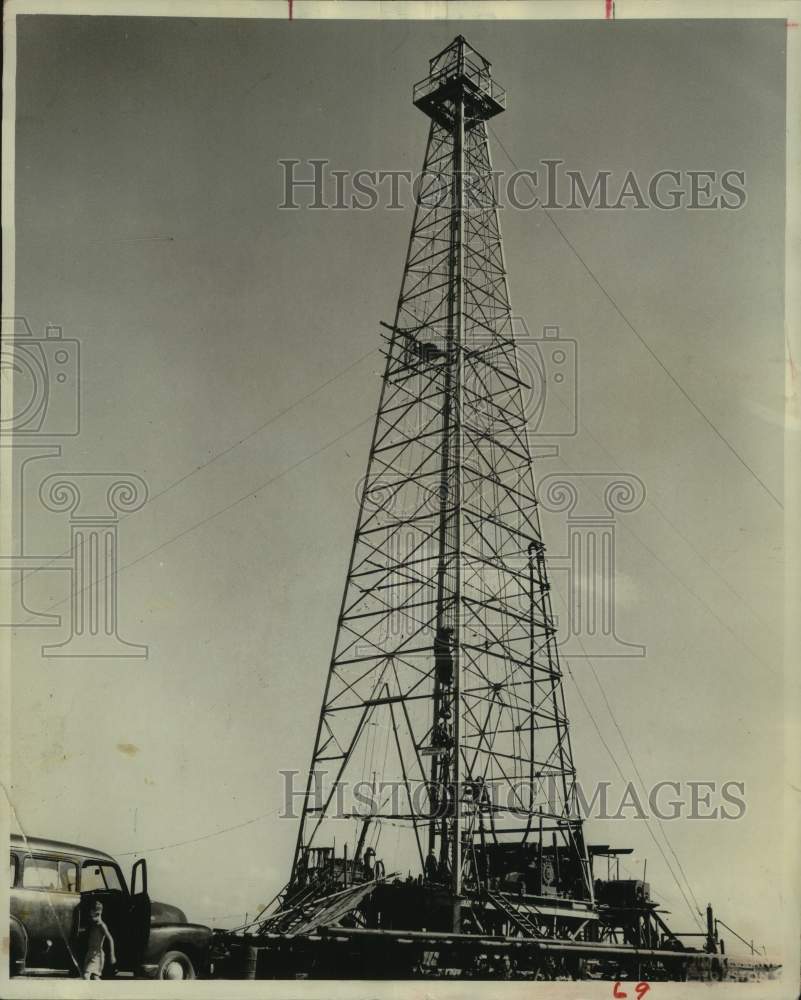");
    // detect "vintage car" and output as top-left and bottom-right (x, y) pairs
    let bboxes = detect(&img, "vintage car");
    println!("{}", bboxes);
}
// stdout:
(9, 834), (213, 979)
